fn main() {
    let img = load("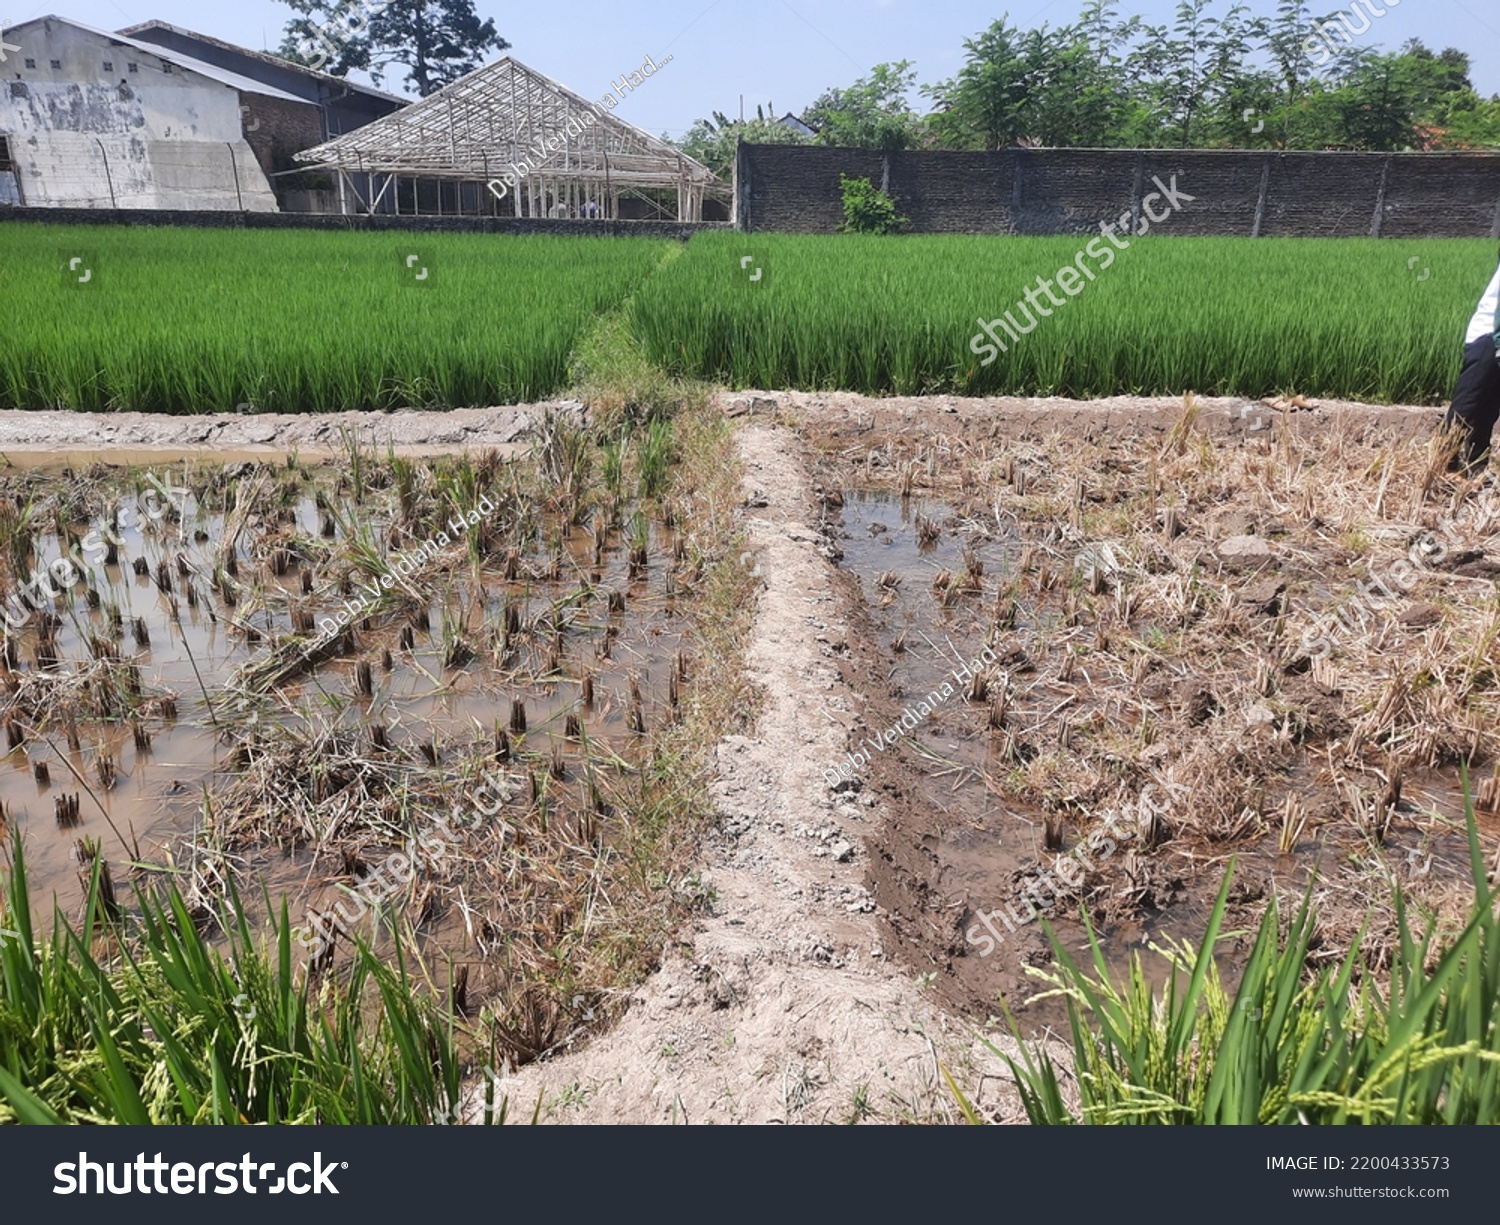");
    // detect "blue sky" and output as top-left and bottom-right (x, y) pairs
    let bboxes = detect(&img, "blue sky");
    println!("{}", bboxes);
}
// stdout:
(7, 1), (1498, 138)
